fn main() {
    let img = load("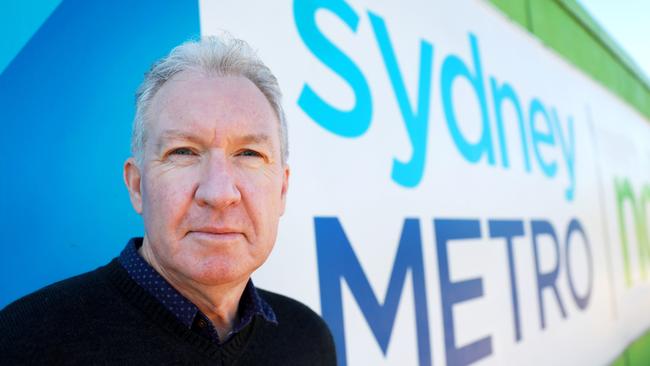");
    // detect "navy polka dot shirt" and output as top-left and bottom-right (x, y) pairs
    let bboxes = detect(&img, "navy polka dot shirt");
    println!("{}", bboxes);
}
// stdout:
(118, 237), (277, 344)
